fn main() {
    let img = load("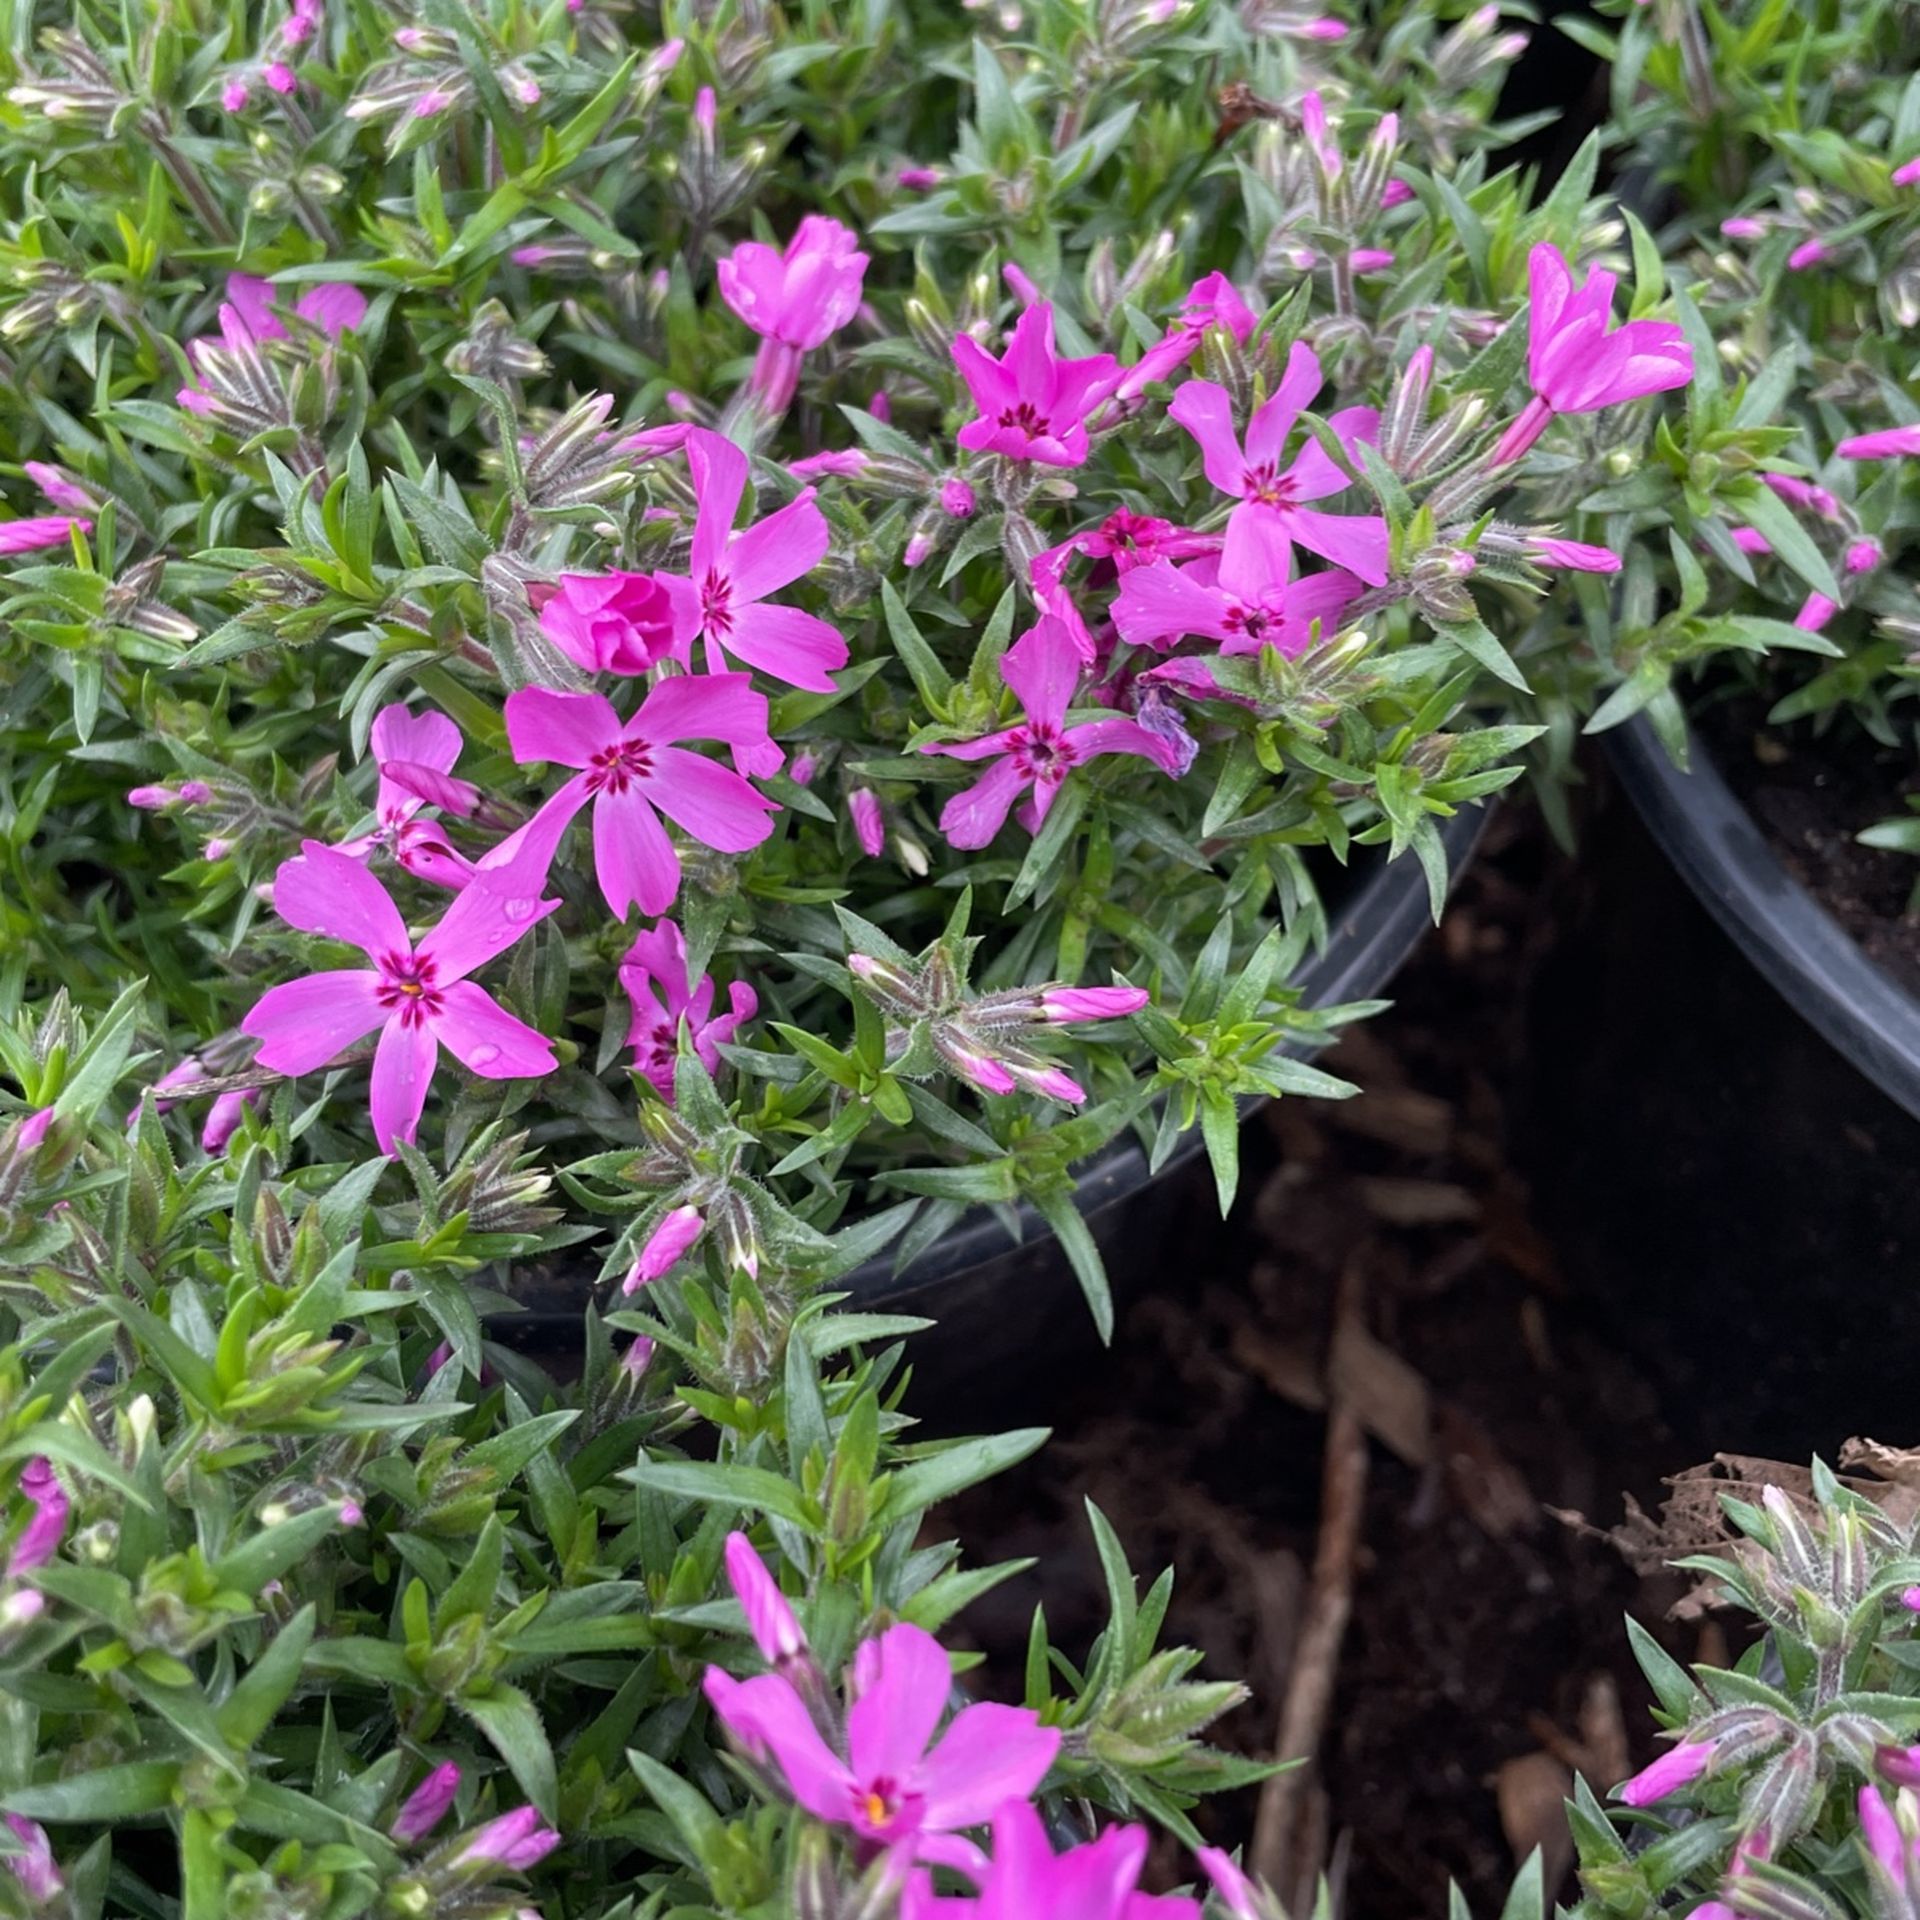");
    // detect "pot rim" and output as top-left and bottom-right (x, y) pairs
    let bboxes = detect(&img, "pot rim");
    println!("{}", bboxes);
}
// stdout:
(841, 798), (1494, 1308)
(1607, 712), (1920, 1125)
